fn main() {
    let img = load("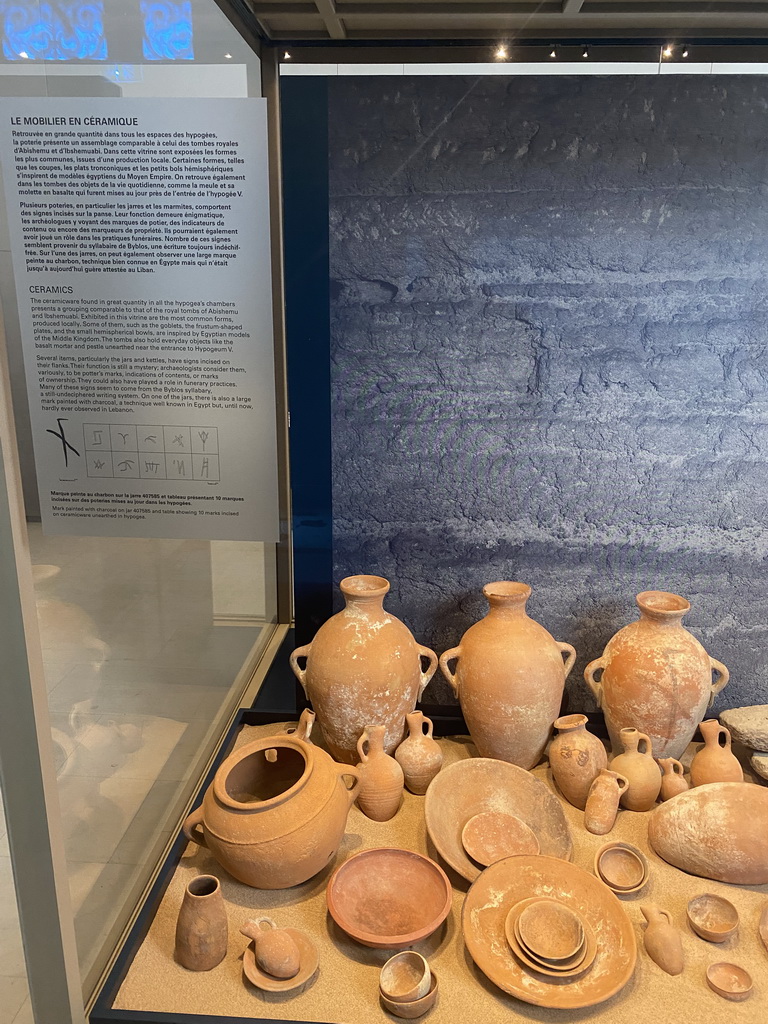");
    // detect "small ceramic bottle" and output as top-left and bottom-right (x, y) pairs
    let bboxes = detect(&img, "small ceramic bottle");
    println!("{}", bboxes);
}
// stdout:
(657, 757), (689, 801)
(175, 874), (228, 971)
(355, 725), (404, 821)
(240, 918), (300, 979)
(641, 905), (684, 976)
(690, 720), (743, 786)
(609, 728), (662, 811)
(584, 769), (629, 835)
(549, 714), (608, 810)
(395, 711), (443, 794)
(285, 708), (315, 742)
